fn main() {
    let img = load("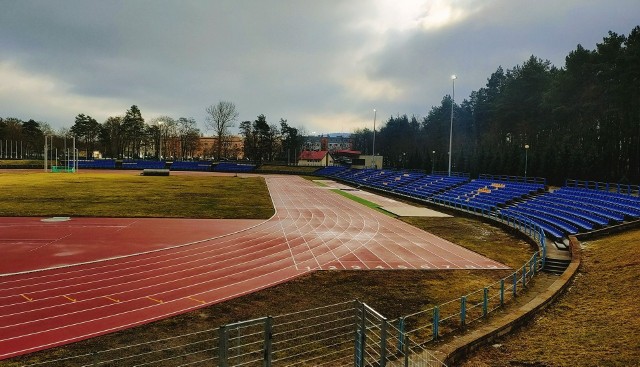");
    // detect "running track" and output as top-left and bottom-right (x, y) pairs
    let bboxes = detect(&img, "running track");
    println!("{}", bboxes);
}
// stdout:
(0, 175), (507, 359)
